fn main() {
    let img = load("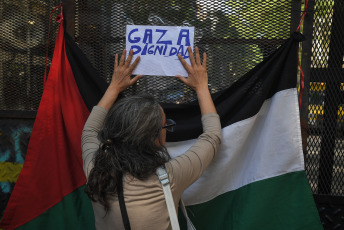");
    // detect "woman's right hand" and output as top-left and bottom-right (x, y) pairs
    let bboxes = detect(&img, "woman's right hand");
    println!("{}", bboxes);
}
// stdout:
(176, 46), (209, 94)
(176, 47), (216, 115)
